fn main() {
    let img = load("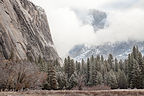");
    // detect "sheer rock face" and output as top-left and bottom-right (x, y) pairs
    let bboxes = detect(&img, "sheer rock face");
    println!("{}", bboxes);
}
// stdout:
(0, 0), (60, 62)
